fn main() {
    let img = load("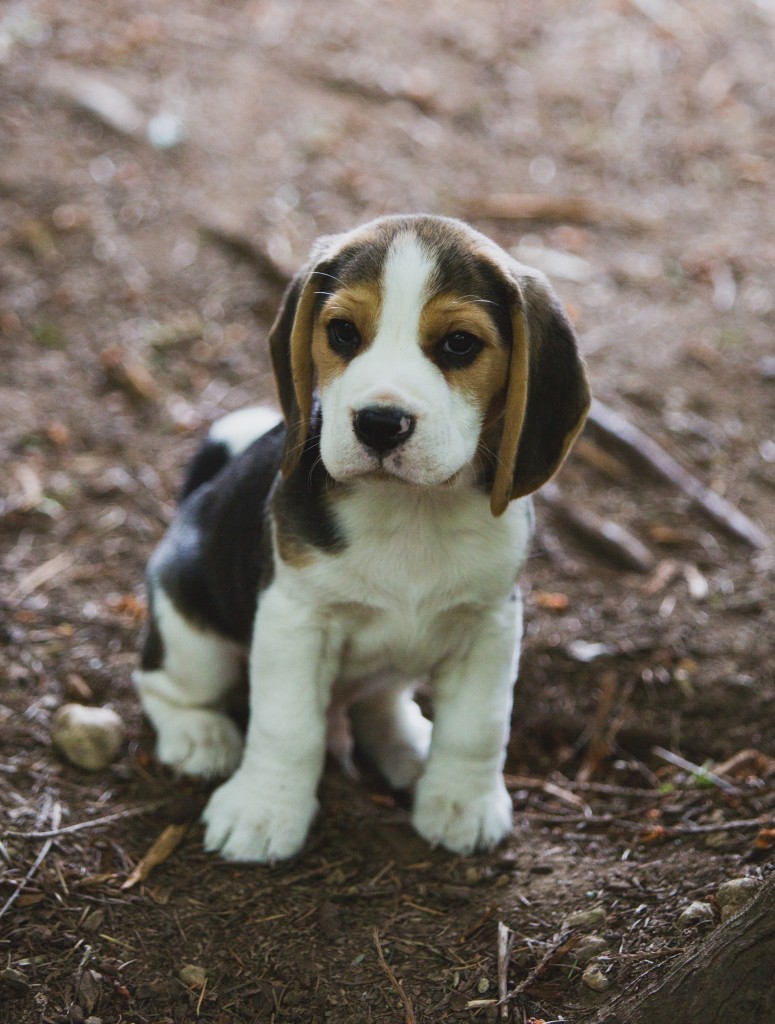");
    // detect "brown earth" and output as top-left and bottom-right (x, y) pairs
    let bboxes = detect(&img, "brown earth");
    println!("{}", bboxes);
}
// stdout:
(1, 1), (775, 1021)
